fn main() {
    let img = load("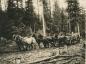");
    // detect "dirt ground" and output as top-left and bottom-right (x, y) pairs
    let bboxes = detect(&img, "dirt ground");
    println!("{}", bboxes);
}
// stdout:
(0, 42), (85, 64)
